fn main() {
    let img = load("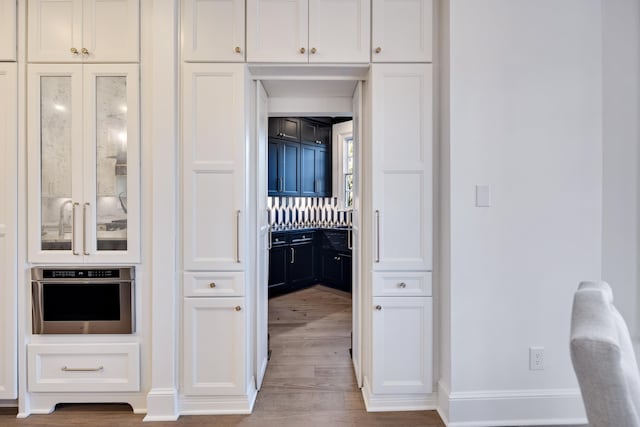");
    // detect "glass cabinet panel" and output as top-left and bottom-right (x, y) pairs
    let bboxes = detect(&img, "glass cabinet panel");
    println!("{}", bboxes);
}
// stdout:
(40, 76), (73, 251)
(95, 76), (128, 251)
